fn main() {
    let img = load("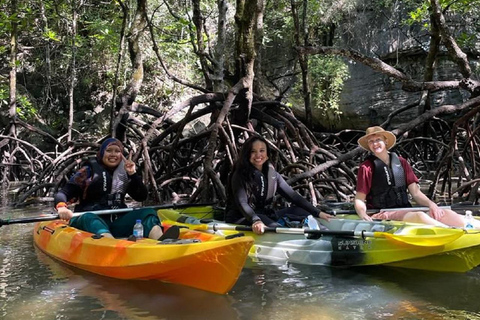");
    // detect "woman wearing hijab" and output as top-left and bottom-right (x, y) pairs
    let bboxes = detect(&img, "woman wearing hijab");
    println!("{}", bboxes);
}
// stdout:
(54, 137), (178, 240)
(355, 126), (479, 228)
